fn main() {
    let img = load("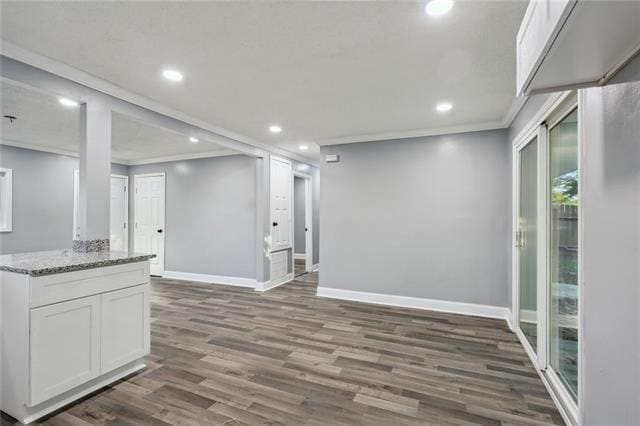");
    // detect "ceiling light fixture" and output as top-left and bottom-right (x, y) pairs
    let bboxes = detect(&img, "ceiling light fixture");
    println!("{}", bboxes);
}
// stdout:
(298, 145), (309, 151)
(189, 137), (199, 143)
(425, 0), (454, 17)
(162, 69), (183, 82)
(436, 102), (453, 112)
(58, 97), (79, 107)
(269, 125), (282, 133)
